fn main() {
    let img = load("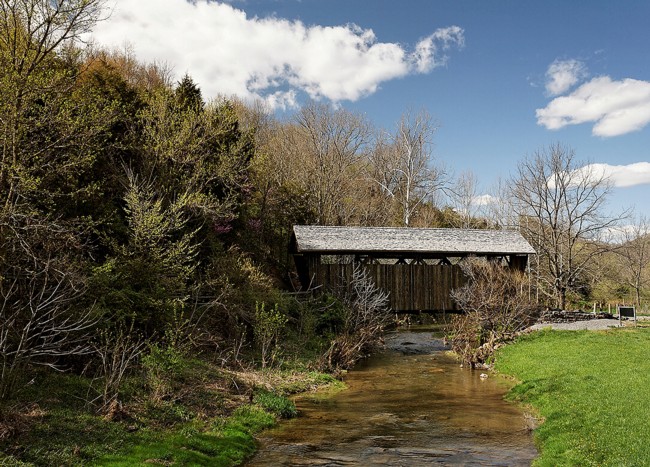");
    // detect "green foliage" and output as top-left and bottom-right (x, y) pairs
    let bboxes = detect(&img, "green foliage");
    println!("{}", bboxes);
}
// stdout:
(141, 341), (188, 404)
(0, 349), (342, 467)
(90, 172), (199, 334)
(254, 301), (288, 368)
(496, 329), (650, 466)
(253, 390), (298, 419)
(272, 370), (343, 394)
(0, 3), (407, 464)
(9, 3), (648, 465)
(0, 370), (133, 466)
(175, 73), (204, 111)
(315, 294), (348, 335)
